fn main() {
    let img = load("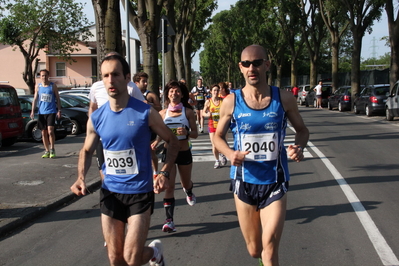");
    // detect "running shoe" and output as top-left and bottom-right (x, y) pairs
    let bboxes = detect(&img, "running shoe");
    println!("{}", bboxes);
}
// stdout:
(183, 188), (196, 206)
(214, 160), (221, 169)
(162, 219), (176, 233)
(149, 239), (166, 266)
(42, 151), (50, 158)
(220, 154), (227, 166)
(50, 149), (56, 158)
